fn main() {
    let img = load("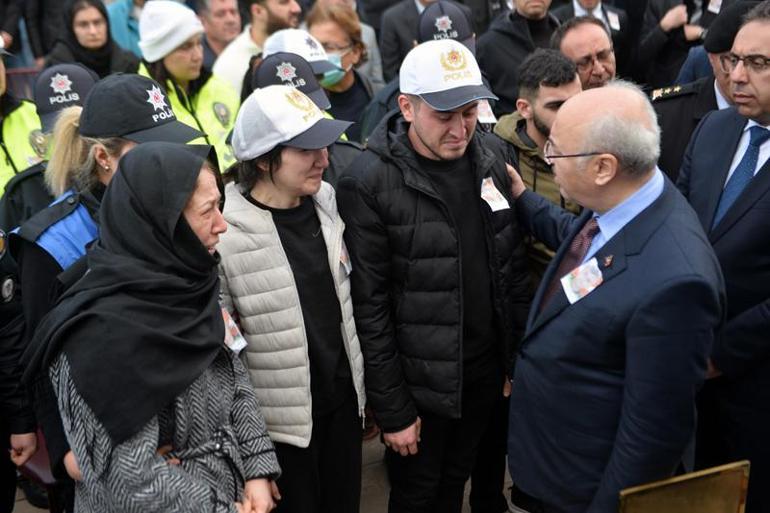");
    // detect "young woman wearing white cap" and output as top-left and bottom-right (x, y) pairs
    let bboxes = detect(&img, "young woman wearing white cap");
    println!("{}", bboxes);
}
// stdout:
(138, 0), (240, 170)
(217, 85), (366, 513)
